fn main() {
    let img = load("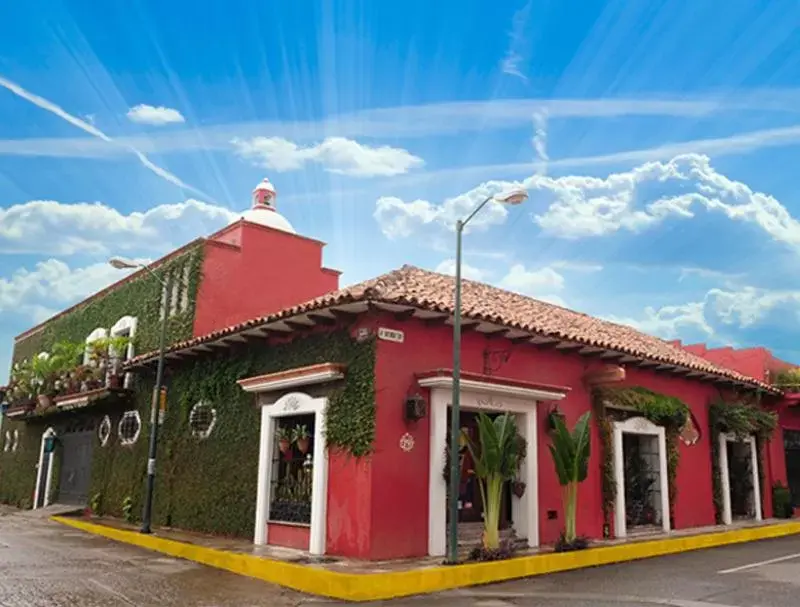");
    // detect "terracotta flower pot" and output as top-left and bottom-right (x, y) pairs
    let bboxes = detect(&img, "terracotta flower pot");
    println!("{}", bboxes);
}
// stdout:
(37, 394), (52, 409)
(297, 437), (310, 454)
(278, 439), (291, 454)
